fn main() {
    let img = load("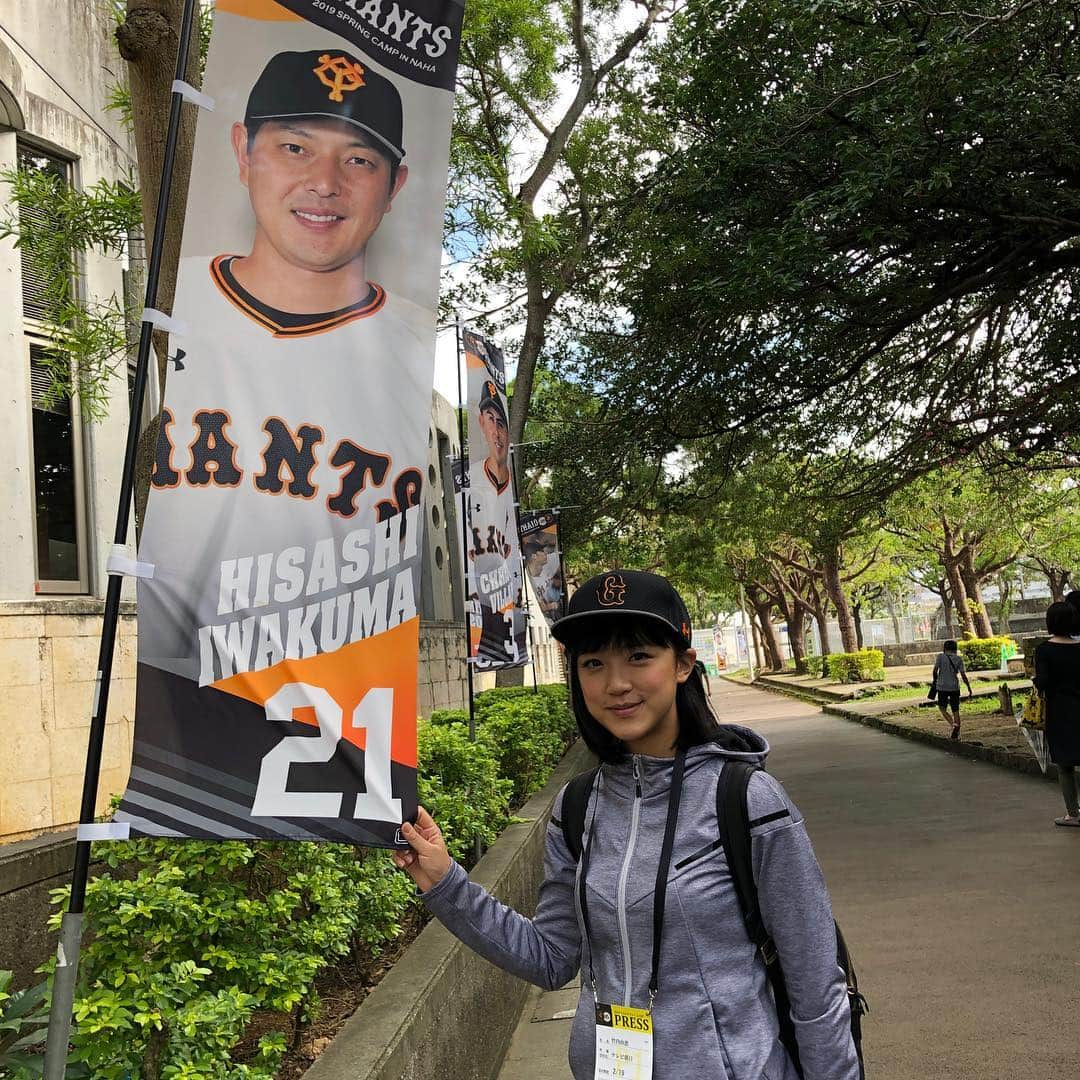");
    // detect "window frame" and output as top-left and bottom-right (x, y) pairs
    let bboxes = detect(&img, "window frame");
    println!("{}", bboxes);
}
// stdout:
(17, 138), (90, 595)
